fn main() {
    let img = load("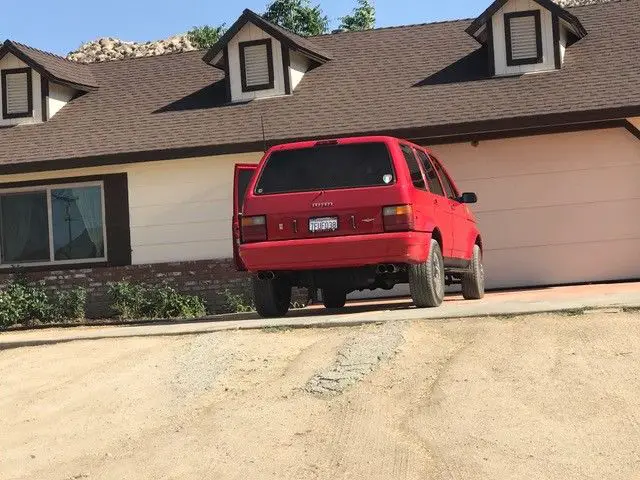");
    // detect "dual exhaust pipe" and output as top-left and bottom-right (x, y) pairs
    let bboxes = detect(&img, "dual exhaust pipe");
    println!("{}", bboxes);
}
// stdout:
(257, 271), (275, 281)
(376, 264), (399, 275)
